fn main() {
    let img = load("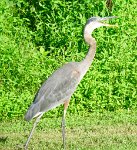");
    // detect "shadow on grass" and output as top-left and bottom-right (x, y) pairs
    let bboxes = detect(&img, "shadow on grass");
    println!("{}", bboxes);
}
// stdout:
(0, 136), (8, 143)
